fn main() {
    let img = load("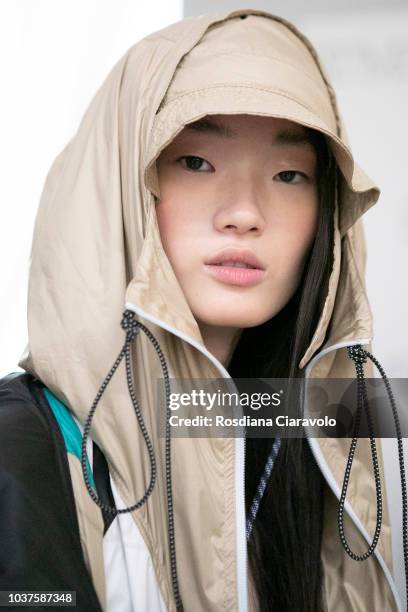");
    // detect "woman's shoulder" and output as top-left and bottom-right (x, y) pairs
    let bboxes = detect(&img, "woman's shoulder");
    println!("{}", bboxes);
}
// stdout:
(0, 371), (103, 607)
(0, 370), (41, 403)
(0, 370), (71, 515)
(0, 370), (67, 485)
(0, 371), (54, 445)
(0, 370), (36, 404)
